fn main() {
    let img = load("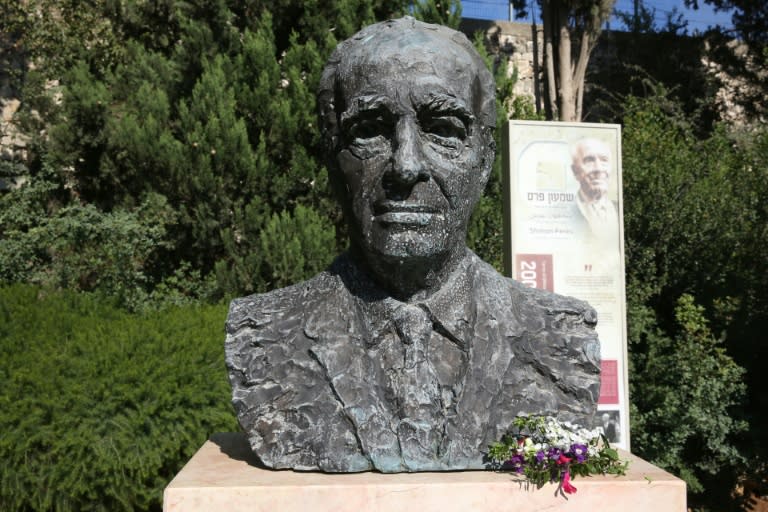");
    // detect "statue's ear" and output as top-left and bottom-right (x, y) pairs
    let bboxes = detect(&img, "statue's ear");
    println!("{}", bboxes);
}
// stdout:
(318, 93), (338, 154)
(476, 81), (497, 131)
(474, 127), (495, 195)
